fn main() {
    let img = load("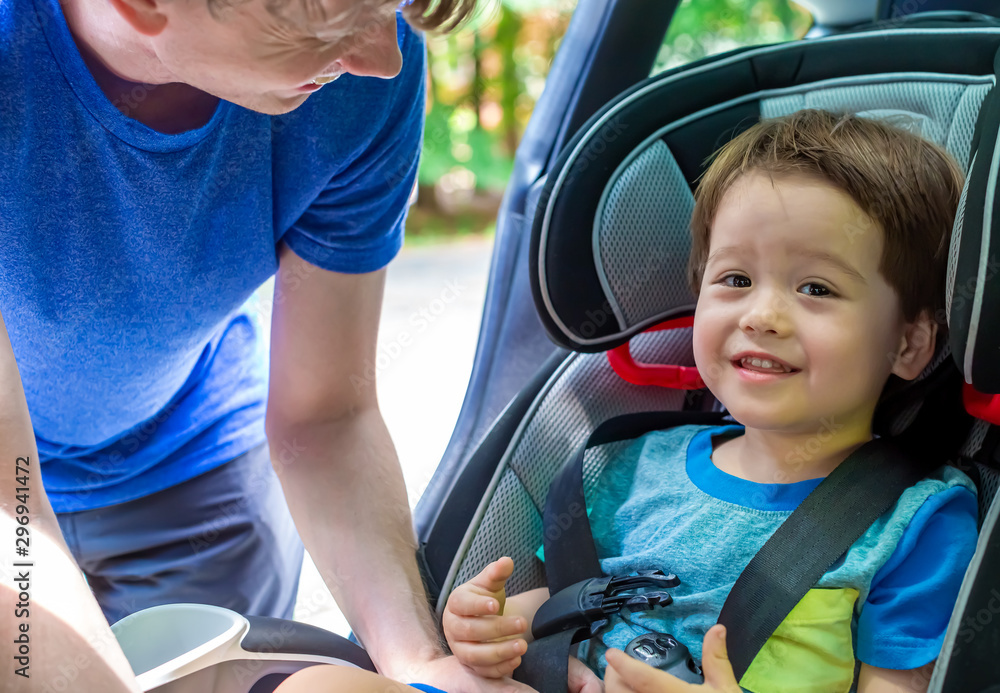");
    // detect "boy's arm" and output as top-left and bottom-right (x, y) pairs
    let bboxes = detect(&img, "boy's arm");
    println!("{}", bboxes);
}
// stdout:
(0, 310), (141, 693)
(857, 661), (935, 693)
